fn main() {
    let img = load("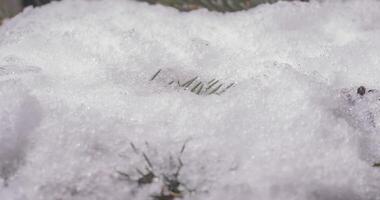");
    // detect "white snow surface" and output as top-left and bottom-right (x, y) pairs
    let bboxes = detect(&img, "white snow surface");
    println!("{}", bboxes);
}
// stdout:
(1, 0), (380, 199)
